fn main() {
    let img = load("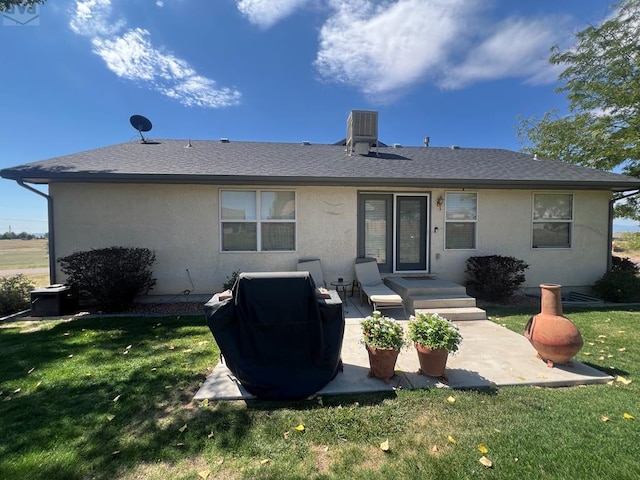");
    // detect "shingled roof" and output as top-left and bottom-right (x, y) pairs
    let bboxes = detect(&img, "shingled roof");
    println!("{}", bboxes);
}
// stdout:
(2, 139), (640, 191)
